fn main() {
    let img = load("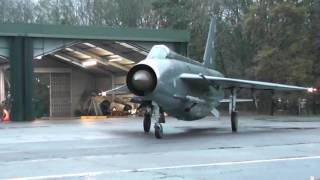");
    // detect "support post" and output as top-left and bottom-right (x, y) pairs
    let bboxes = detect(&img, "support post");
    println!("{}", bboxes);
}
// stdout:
(23, 37), (34, 121)
(9, 37), (34, 121)
(10, 37), (24, 121)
